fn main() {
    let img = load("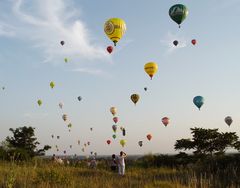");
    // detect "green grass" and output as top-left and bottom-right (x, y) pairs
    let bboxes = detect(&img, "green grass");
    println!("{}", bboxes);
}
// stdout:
(0, 159), (238, 188)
